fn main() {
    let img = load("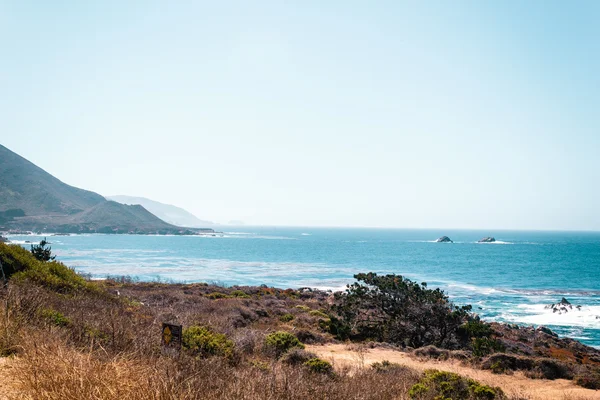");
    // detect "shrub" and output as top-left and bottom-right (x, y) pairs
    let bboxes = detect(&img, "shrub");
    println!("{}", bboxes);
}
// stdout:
(309, 310), (329, 319)
(304, 358), (333, 374)
(412, 345), (449, 360)
(230, 290), (250, 298)
(39, 308), (70, 327)
(574, 371), (600, 389)
(409, 369), (504, 400)
(30, 238), (56, 262)
(279, 313), (295, 322)
(481, 353), (534, 373)
(280, 348), (318, 366)
(331, 273), (473, 348)
(472, 337), (504, 357)
(0, 243), (39, 279)
(264, 331), (304, 358)
(12, 260), (95, 294)
(206, 292), (229, 299)
(182, 326), (235, 358)
(371, 360), (408, 373)
(295, 305), (311, 312)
